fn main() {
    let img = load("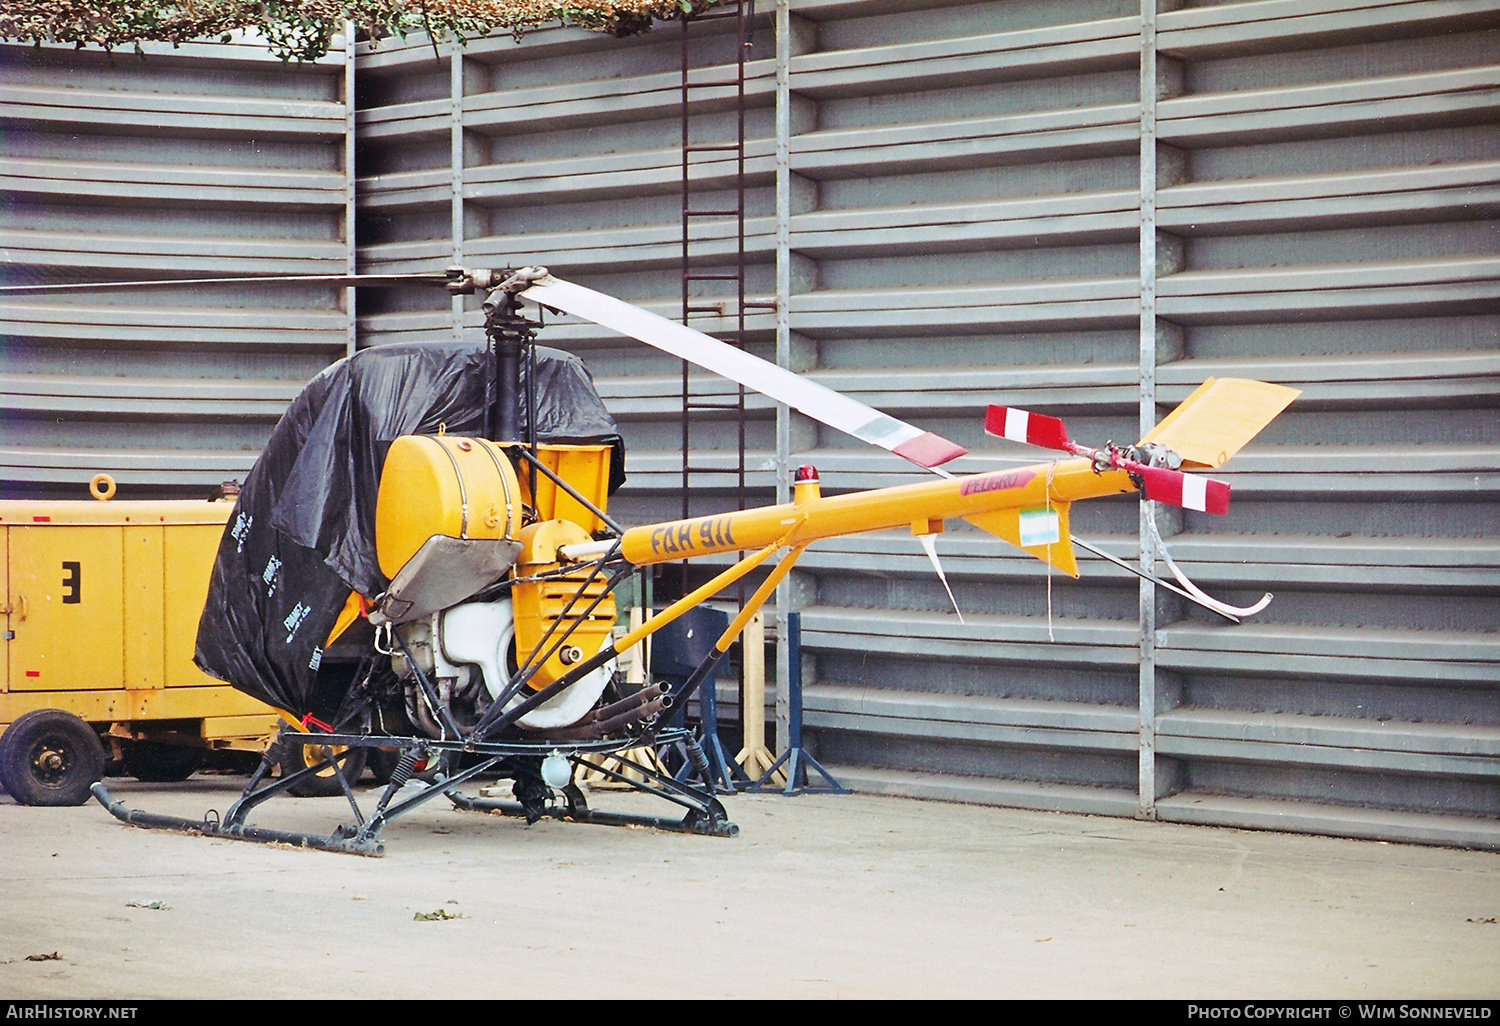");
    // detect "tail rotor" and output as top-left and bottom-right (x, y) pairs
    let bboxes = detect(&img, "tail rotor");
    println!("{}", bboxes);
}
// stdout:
(984, 405), (1233, 516)
(983, 377), (1301, 620)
